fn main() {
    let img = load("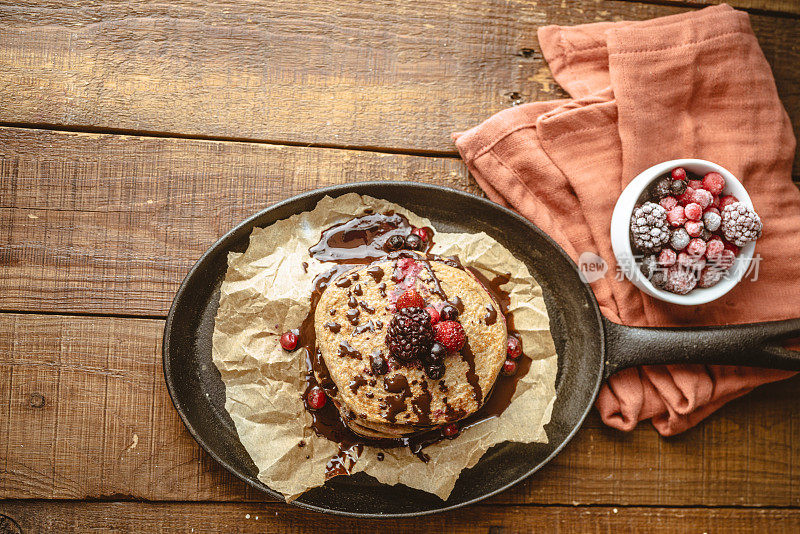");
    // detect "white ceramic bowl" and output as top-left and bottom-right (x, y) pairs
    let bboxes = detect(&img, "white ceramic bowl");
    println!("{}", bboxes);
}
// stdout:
(610, 159), (755, 306)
